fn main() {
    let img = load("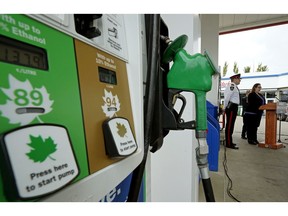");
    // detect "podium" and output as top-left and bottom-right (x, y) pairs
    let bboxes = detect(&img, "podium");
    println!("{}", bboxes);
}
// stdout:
(258, 102), (283, 149)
